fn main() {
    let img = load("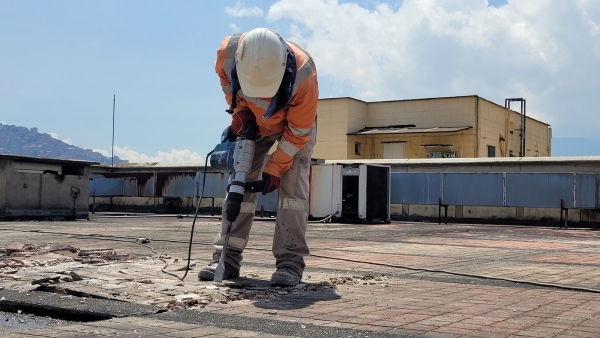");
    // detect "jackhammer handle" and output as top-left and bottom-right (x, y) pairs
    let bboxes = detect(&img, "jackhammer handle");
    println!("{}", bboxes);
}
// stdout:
(245, 180), (266, 193)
